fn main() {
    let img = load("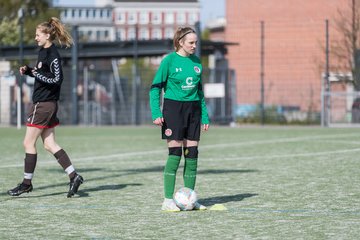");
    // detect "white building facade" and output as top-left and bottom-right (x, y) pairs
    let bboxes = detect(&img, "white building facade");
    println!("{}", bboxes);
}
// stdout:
(59, 6), (114, 42)
(56, 0), (200, 42)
